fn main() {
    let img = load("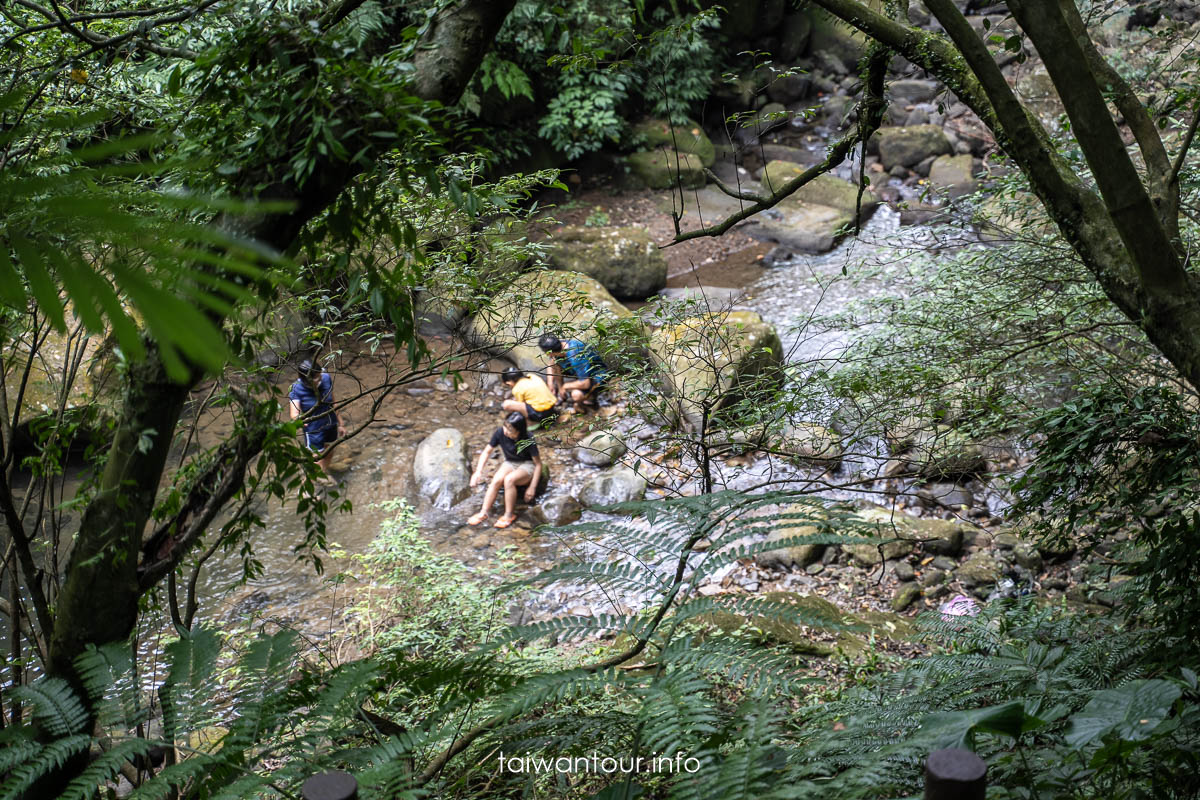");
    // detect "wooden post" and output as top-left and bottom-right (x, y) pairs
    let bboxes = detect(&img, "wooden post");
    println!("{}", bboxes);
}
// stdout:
(301, 771), (358, 800)
(924, 748), (986, 800)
